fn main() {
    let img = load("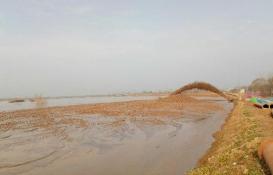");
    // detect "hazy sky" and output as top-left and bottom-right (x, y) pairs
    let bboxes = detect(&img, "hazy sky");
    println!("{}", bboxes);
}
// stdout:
(1, 0), (273, 98)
